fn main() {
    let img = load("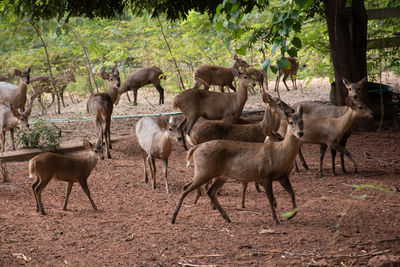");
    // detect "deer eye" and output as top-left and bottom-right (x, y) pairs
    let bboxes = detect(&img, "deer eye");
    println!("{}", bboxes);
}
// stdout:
(358, 106), (363, 109)
(289, 121), (294, 125)
(169, 128), (173, 131)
